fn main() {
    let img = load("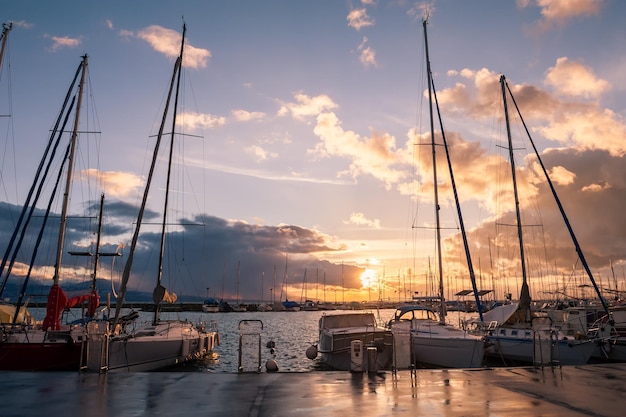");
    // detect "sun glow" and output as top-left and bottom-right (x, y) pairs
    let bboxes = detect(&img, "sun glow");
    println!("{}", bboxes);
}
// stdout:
(359, 268), (378, 289)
